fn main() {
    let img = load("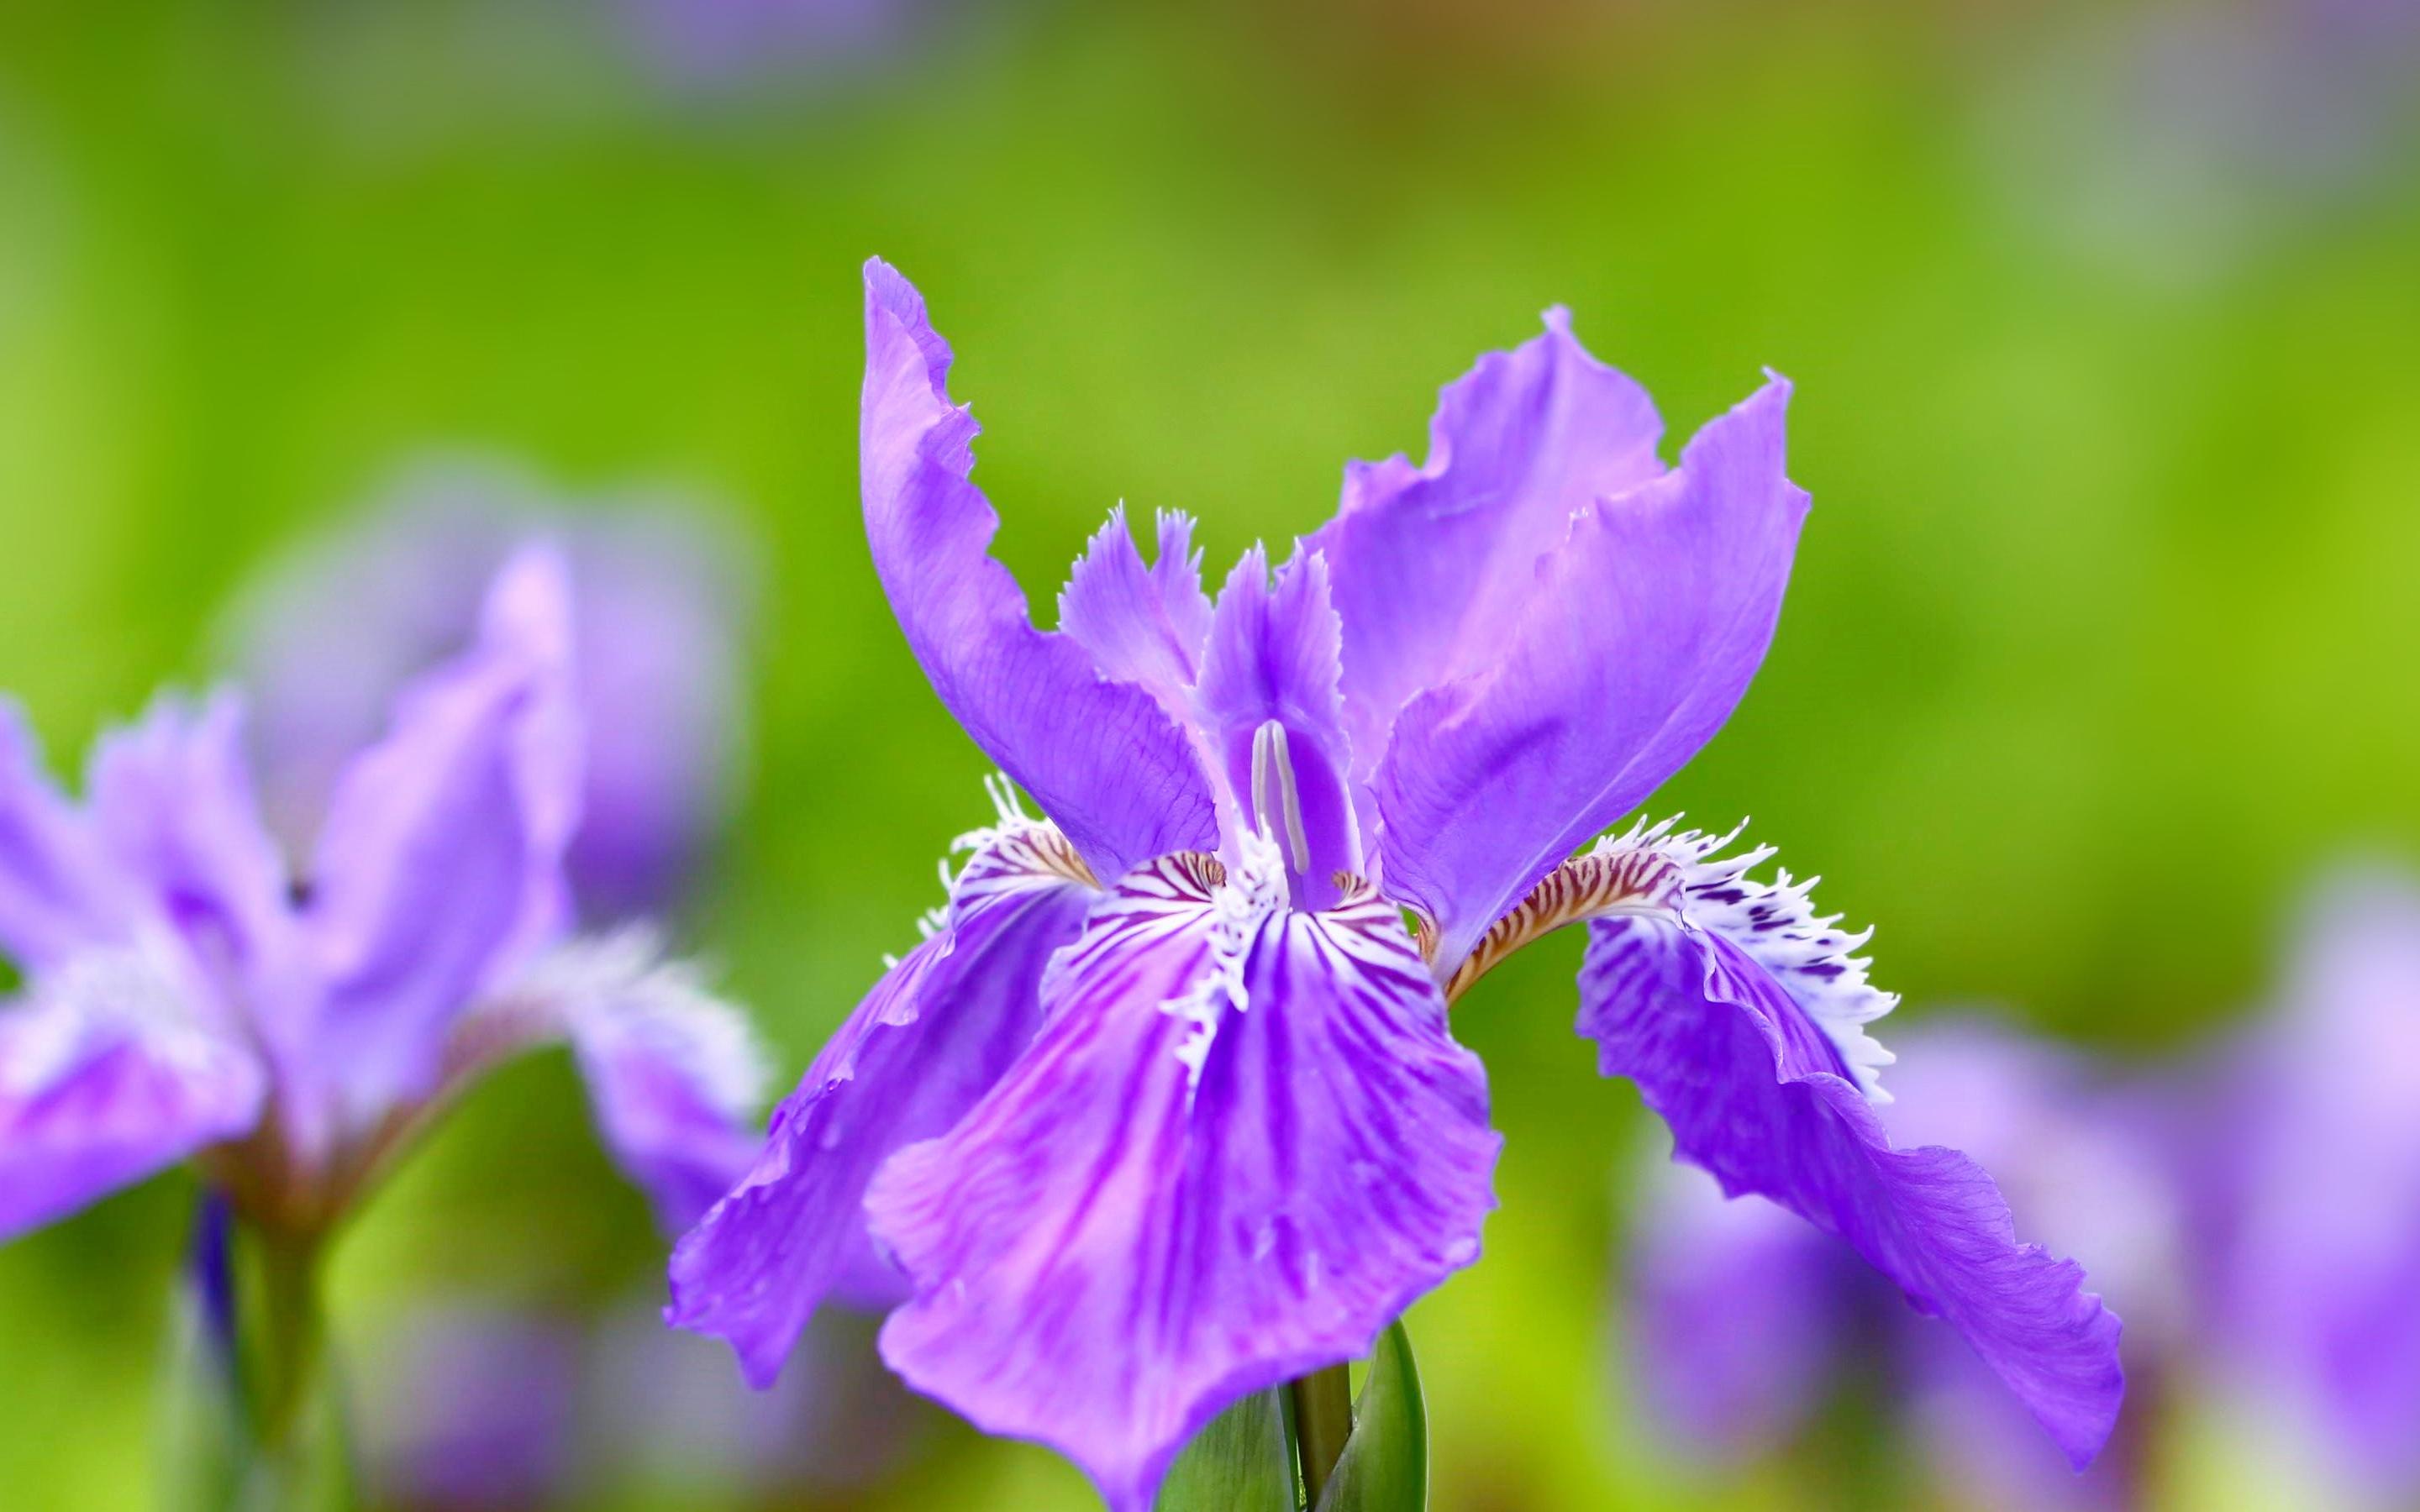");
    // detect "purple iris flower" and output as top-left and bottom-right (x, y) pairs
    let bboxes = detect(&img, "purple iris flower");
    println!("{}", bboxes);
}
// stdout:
(668, 260), (2123, 1509)
(2190, 868), (2420, 1501)
(1627, 1019), (2175, 1506)
(218, 457), (753, 924)
(0, 549), (763, 1247)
